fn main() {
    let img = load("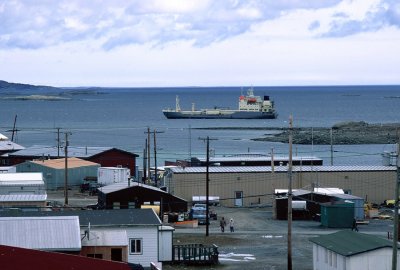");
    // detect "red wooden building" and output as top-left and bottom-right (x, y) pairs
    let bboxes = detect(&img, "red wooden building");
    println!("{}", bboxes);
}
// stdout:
(2, 146), (138, 176)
